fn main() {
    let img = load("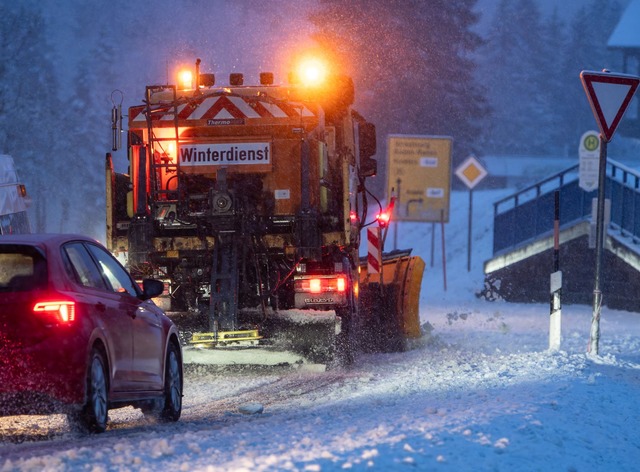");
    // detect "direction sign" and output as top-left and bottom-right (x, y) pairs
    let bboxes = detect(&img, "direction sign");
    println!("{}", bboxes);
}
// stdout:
(578, 130), (600, 192)
(580, 70), (640, 142)
(455, 155), (488, 190)
(387, 135), (452, 222)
